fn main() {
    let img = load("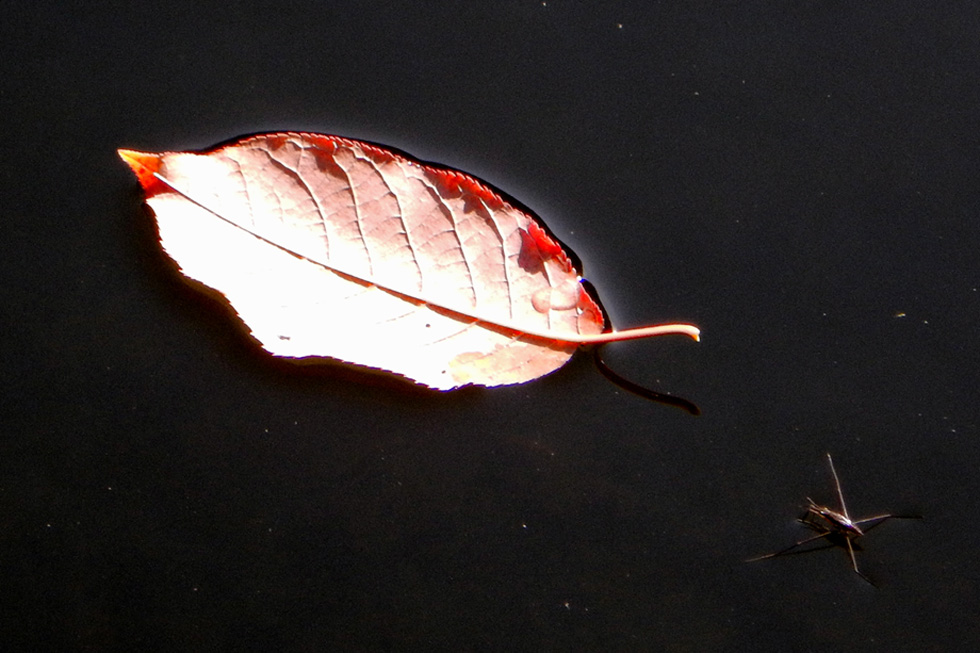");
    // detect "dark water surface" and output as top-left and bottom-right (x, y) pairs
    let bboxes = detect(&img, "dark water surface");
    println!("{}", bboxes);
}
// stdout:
(3, 3), (979, 650)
